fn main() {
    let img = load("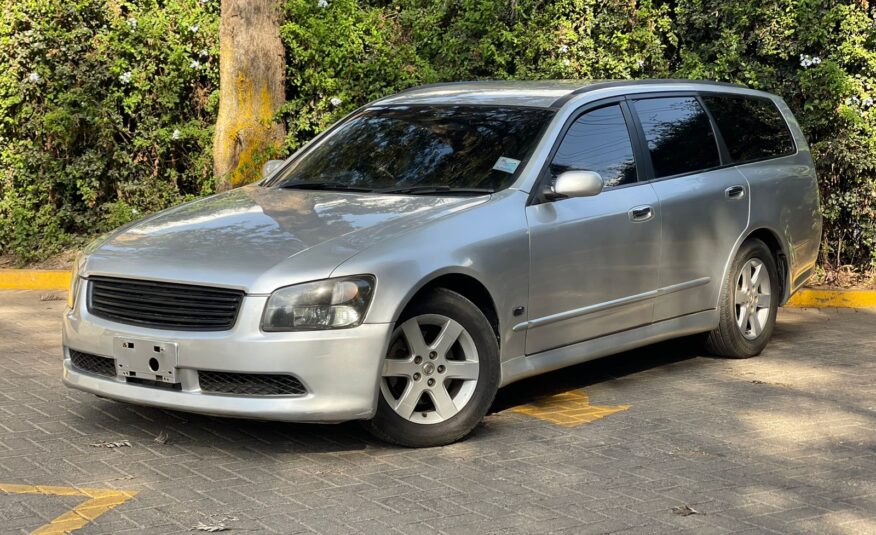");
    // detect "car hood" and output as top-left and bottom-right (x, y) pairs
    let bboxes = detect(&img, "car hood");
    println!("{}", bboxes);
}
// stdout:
(83, 185), (486, 293)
